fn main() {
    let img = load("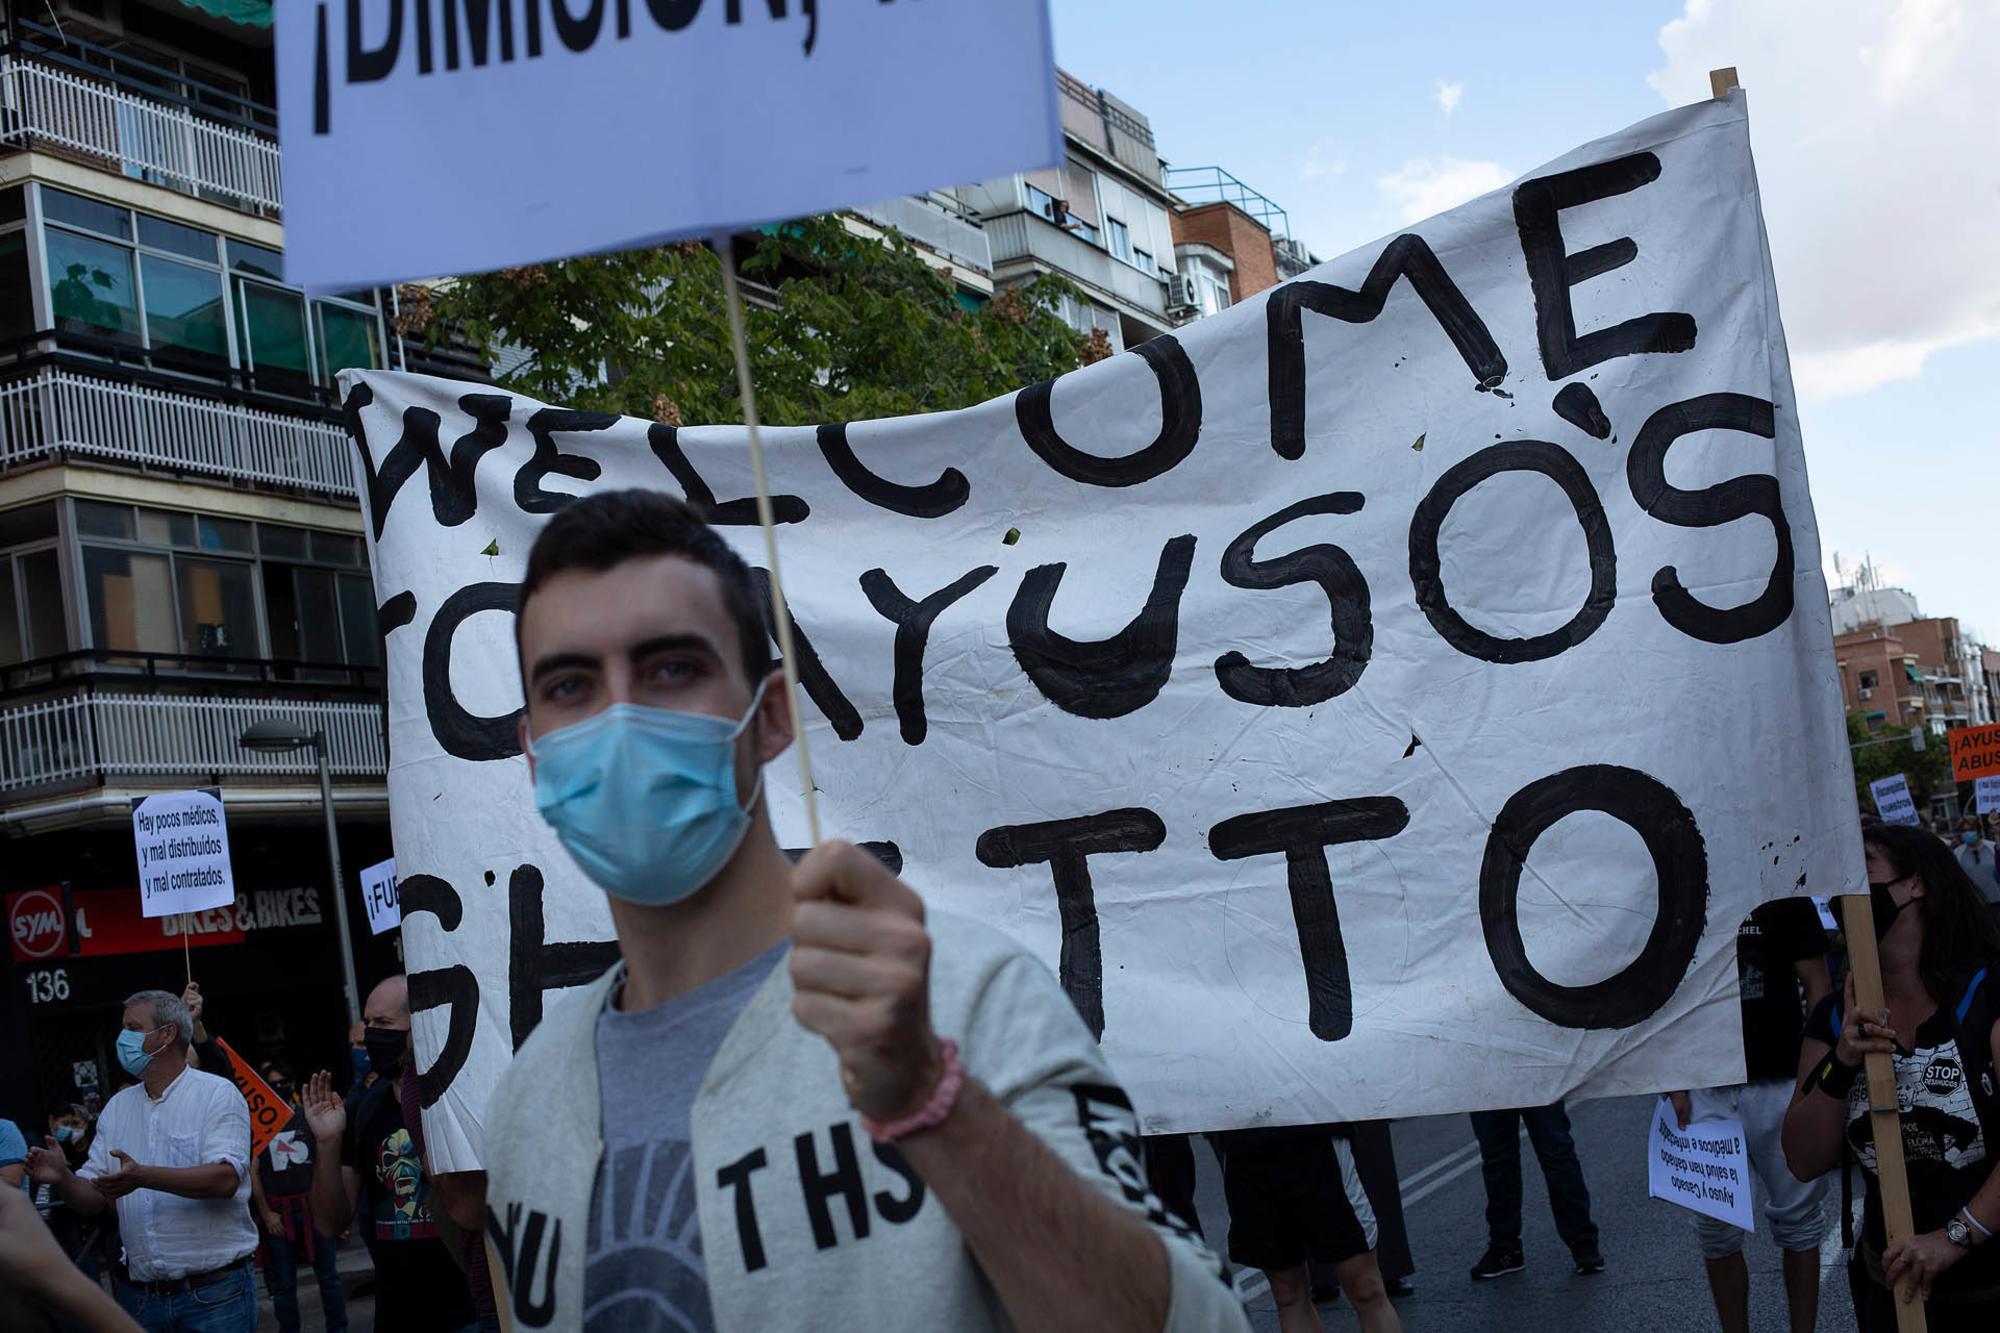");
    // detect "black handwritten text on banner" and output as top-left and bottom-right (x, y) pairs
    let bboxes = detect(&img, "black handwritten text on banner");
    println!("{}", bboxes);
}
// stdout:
(348, 94), (1857, 1172)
